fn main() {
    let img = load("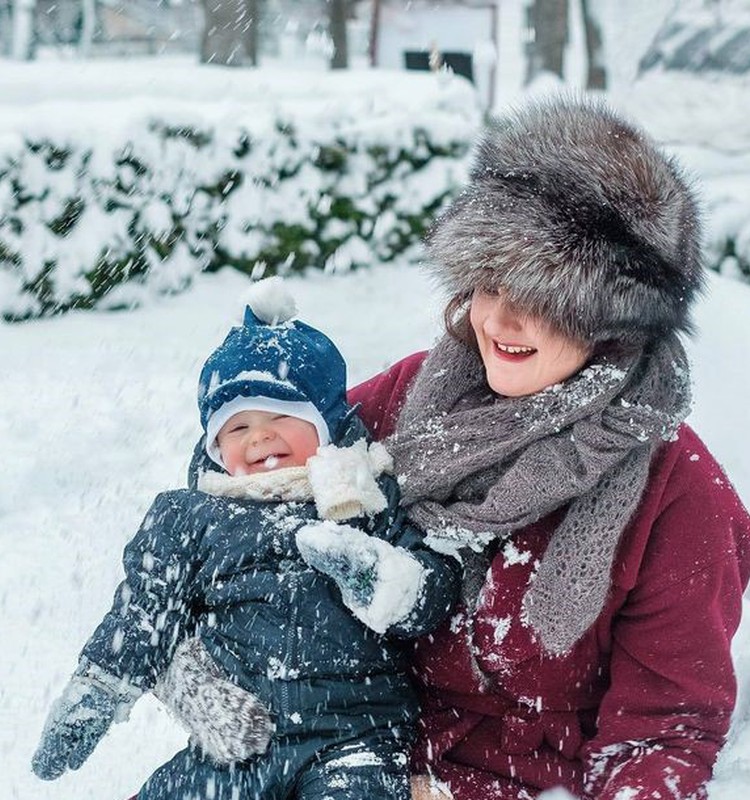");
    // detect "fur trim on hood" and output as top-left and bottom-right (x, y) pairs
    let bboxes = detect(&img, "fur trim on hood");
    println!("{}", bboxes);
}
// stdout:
(426, 97), (705, 345)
